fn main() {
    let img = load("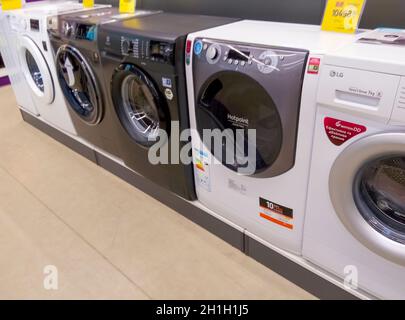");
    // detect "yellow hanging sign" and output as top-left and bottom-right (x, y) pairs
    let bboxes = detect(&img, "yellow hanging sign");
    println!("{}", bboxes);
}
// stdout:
(2, 0), (23, 10)
(321, 0), (367, 34)
(120, 0), (136, 14)
(83, 0), (94, 9)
